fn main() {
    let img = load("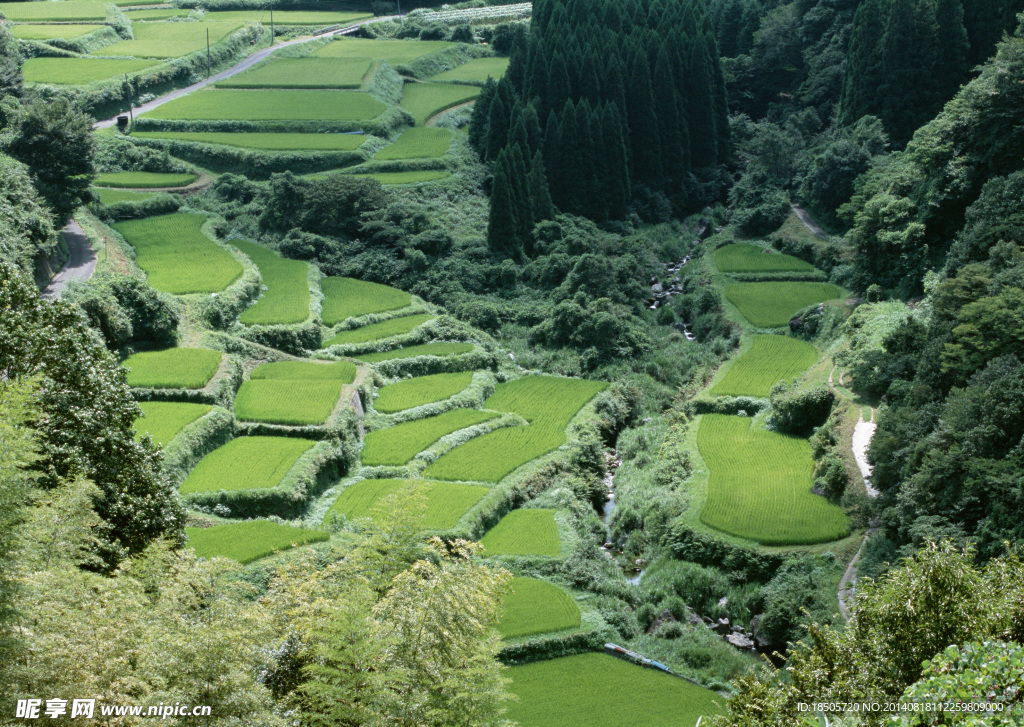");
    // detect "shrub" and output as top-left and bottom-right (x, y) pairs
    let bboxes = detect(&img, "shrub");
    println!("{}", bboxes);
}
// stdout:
(769, 382), (835, 435)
